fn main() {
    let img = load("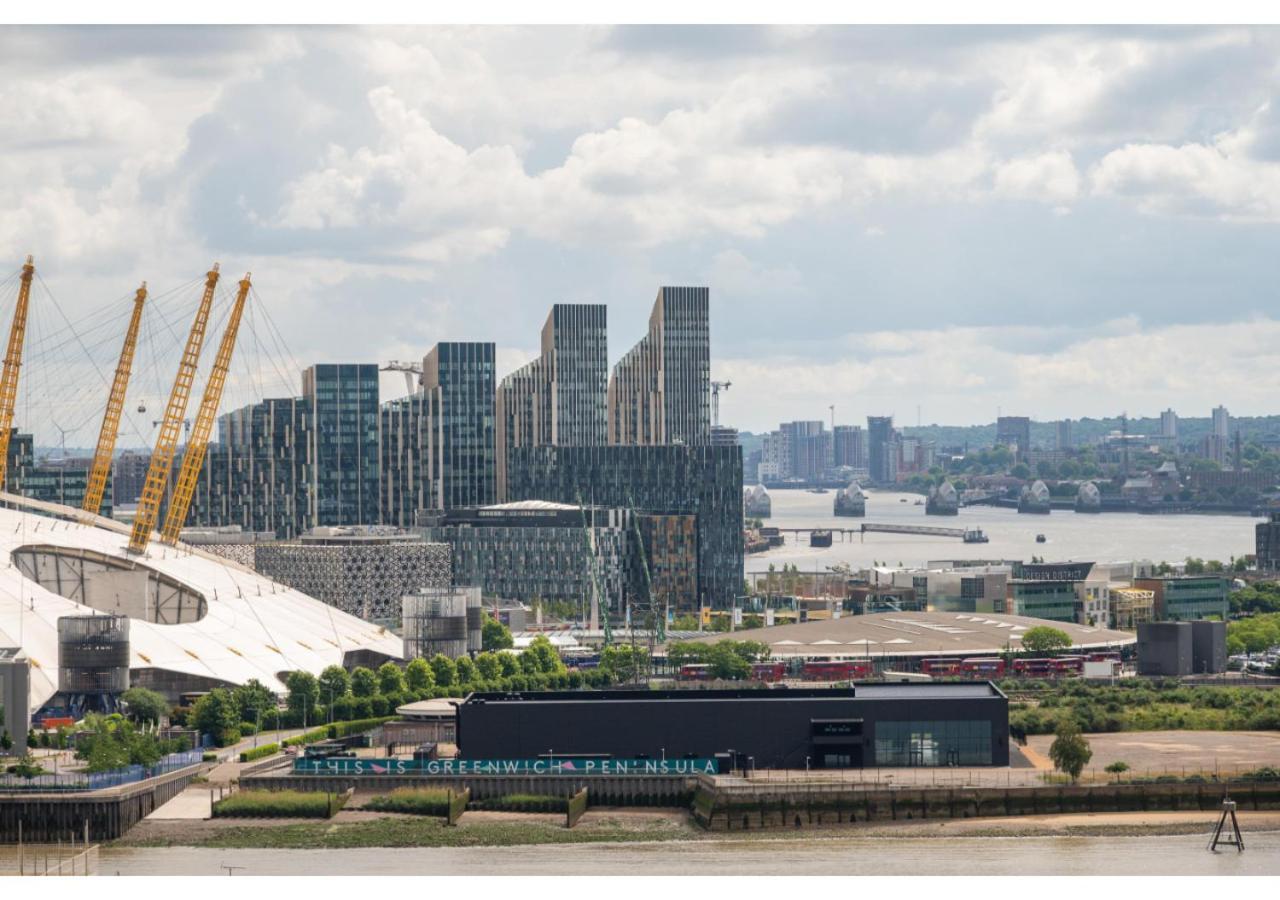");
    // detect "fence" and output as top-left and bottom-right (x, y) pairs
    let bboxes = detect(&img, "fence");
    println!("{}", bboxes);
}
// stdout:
(0, 750), (205, 793)
(0, 843), (100, 876)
